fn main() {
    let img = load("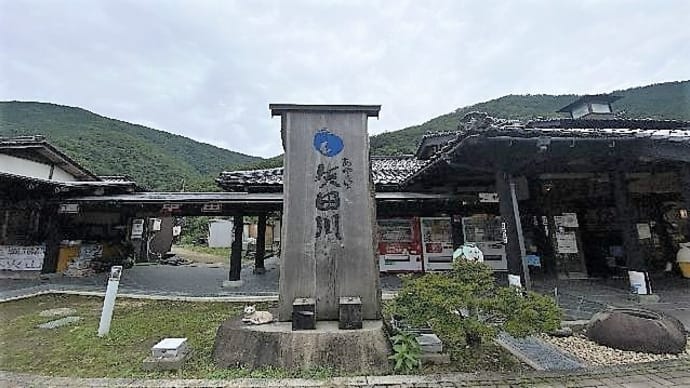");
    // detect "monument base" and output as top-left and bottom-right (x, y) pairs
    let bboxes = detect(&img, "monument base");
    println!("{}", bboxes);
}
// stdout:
(213, 318), (391, 374)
